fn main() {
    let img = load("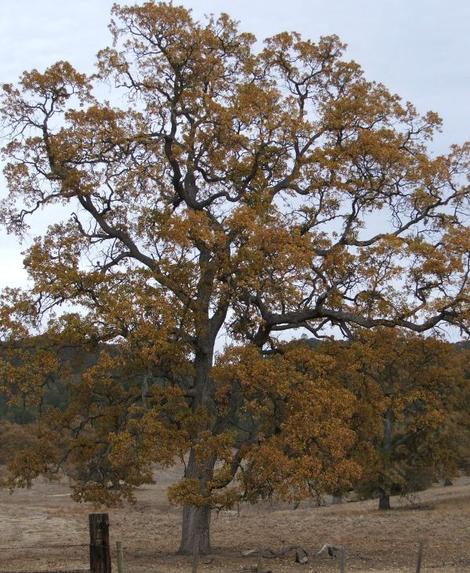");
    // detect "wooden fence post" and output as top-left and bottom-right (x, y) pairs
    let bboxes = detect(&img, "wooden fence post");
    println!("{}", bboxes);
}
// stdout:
(256, 549), (263, 573)
(89, 513), (112, 573)
(116, 541), (124, 573)
(416, 540), (425, 573)
(339, 546), (346, 573)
